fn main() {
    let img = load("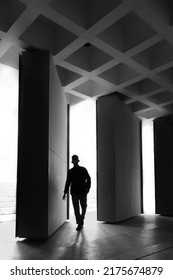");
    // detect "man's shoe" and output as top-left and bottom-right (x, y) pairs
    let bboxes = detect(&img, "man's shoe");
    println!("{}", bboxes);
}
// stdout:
(76, 224), (83, 231)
